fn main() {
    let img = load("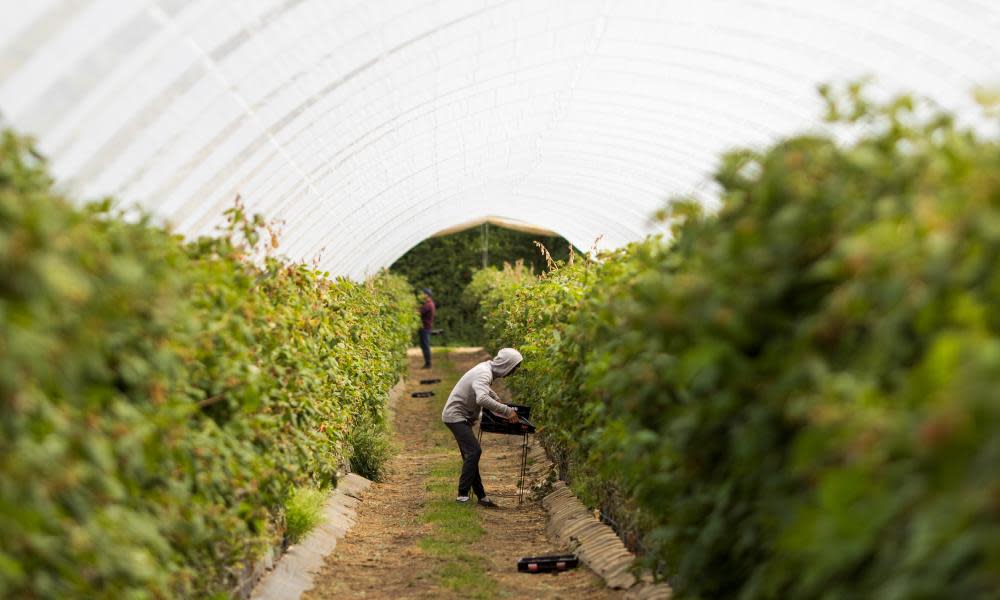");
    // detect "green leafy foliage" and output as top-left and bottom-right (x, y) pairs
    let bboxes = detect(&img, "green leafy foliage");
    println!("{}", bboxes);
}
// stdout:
(284, 486), (327, 544)
(390, 224), (575, 343)
(468, 87), (1000, 599)
(0, 130), (417, 598)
